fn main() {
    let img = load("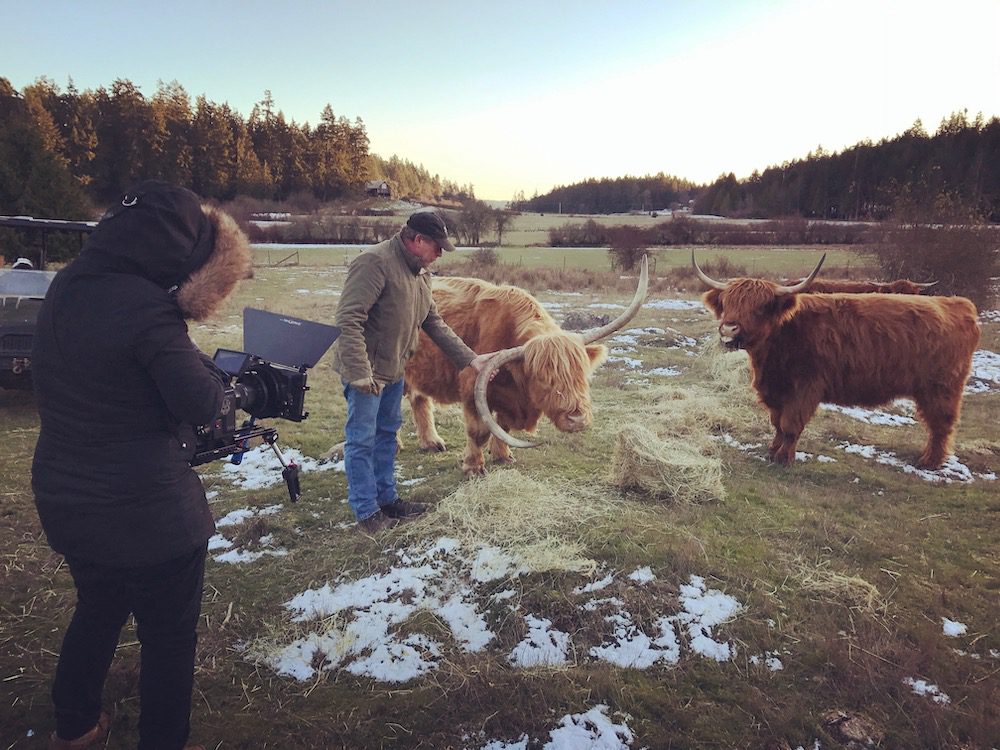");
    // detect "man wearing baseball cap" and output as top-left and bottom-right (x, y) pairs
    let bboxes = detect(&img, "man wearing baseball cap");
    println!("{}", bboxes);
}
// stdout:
(331, 211), (496, 535)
